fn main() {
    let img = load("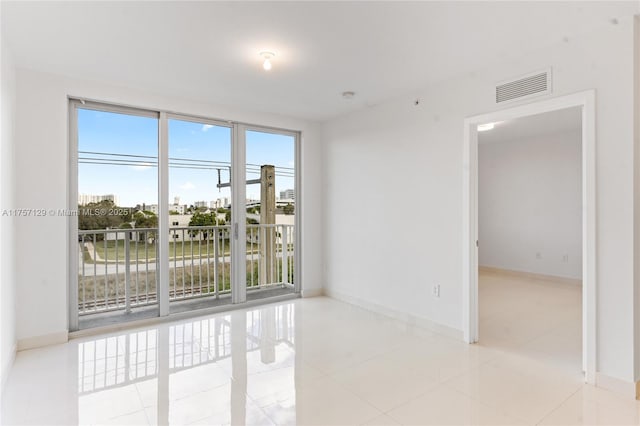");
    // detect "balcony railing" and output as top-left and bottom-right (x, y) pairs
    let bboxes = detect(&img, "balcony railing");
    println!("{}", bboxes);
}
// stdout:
(77, 224), (295, 316)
